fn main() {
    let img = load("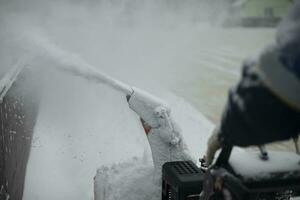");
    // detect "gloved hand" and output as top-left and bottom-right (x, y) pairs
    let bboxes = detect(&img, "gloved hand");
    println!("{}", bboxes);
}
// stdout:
(203, 126), (222, 166)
